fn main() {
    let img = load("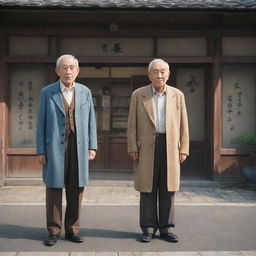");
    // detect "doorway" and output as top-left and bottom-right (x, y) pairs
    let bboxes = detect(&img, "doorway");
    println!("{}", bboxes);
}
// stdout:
(77, 64), (210, 178)
(175, 66), (211, 179)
